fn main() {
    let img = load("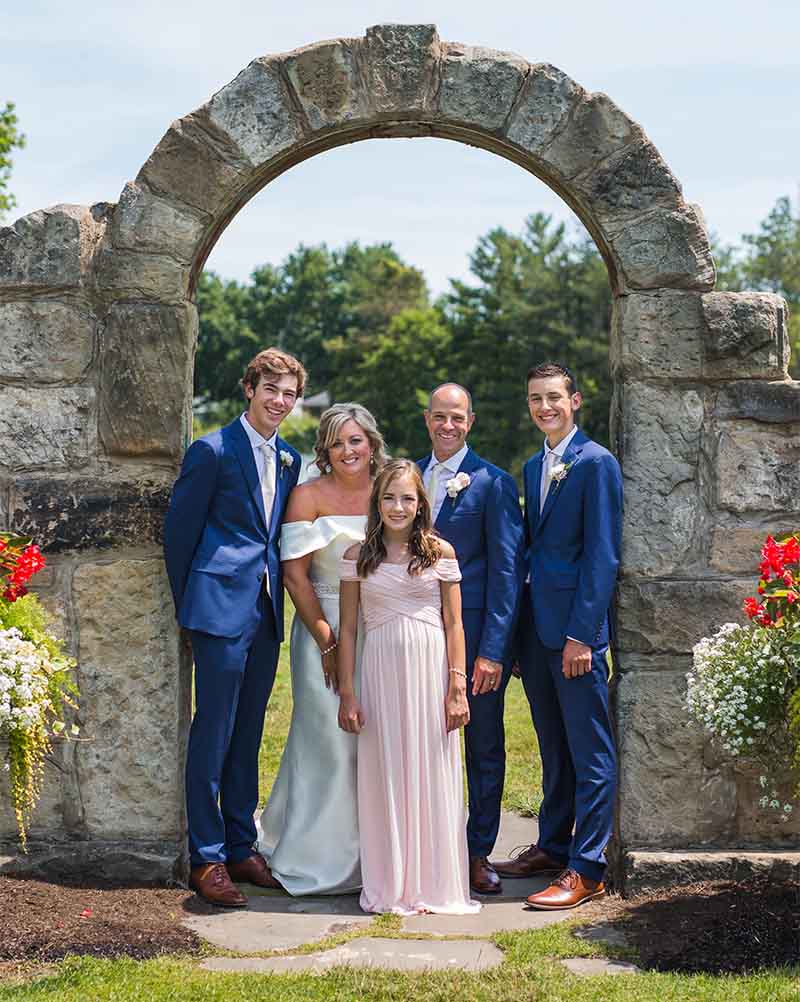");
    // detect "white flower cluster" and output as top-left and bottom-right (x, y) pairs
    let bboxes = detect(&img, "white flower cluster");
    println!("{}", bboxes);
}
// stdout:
(0, 627), (55, 735)
(687, 622), (797, 816)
